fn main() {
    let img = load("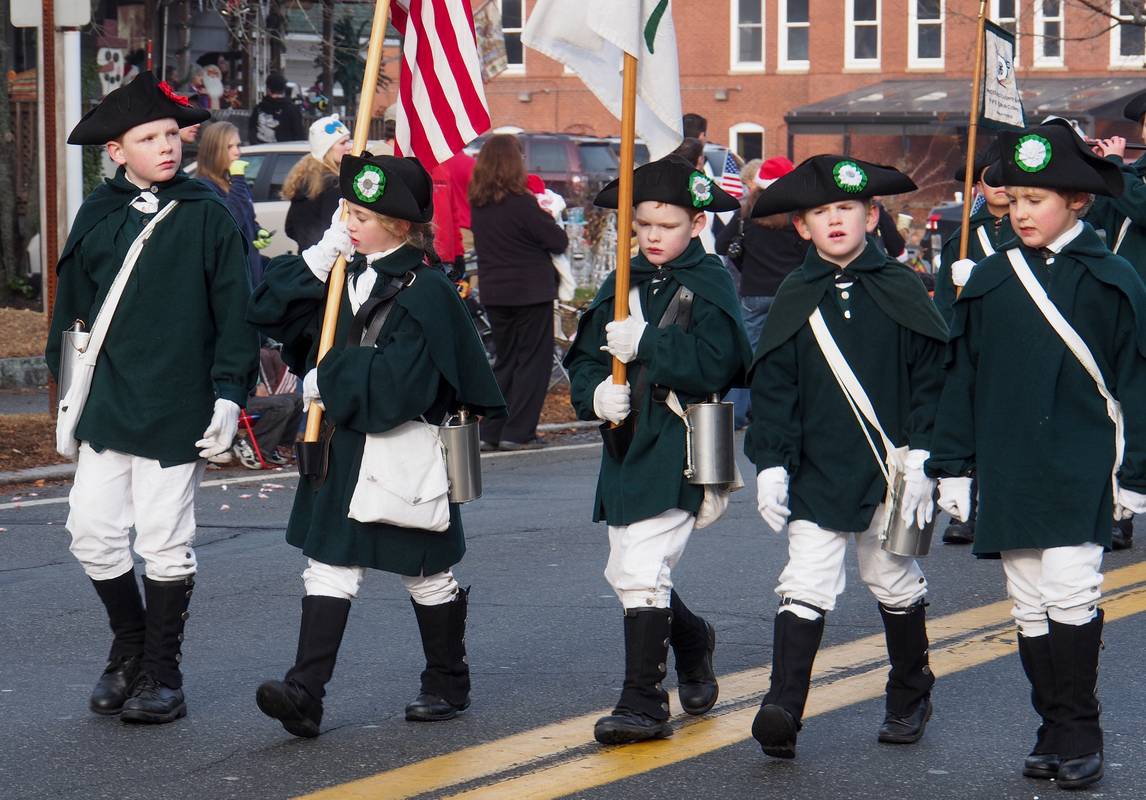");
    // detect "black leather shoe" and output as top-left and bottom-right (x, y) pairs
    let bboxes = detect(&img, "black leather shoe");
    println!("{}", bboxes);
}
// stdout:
(878, 697), (932, 744)
(1056, 752), (1103, 790)
(89, 654), (141, 715)
(405, 692), (469, 722)
(941, 520), (974, 545)
(120, 674), (186, 724)
(1111, 522), (1133, 551)
(256, 679), (322, 738)
(752, 704), (799, 759)
(1022, 752), (1062, 779)
(678, 621), (718, 716)
(593, 710), (673, 744)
